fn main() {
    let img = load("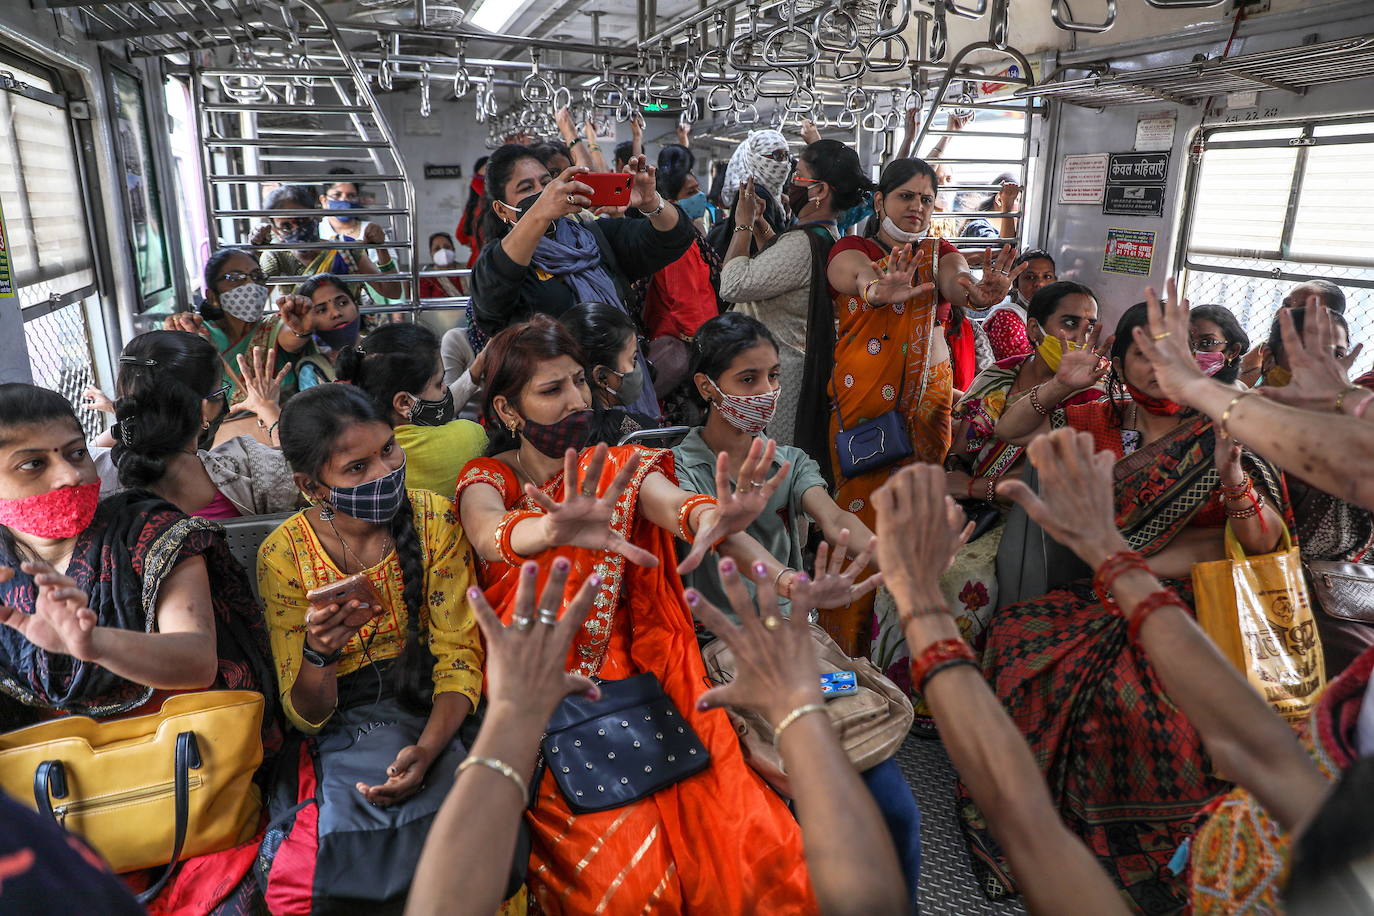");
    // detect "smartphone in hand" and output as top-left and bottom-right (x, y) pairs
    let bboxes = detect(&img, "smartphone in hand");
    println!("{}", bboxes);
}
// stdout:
(580, 172), (633, 208)
(305, 574), (383, 628)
